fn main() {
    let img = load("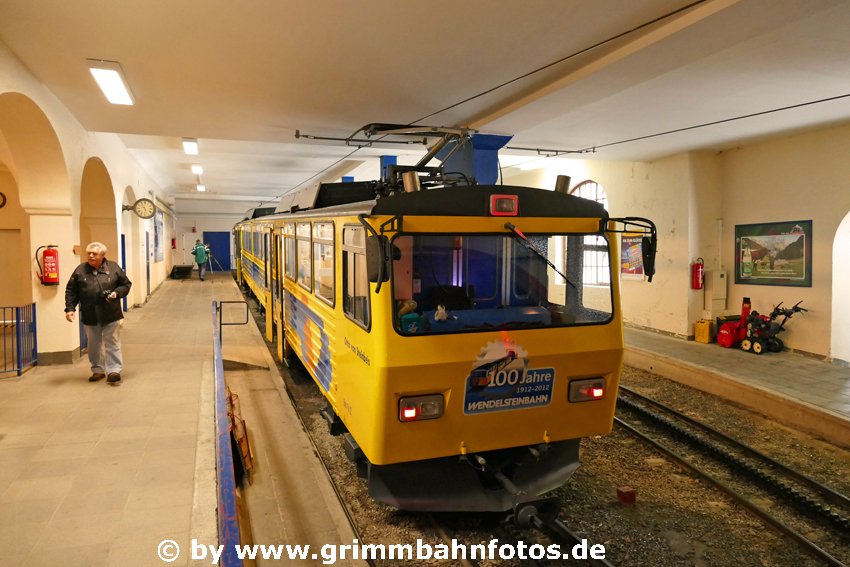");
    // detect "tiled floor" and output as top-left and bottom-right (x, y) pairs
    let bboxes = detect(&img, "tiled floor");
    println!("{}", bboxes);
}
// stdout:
(625, 327), (850, 420)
